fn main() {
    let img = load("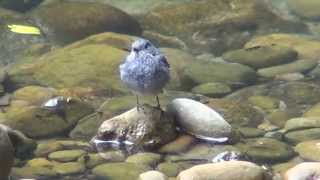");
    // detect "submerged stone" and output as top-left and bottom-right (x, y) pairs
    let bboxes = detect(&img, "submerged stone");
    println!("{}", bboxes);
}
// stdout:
(236, 138), (295, 163)
(92, 162), (150, 180)
(222, 45), (297, 69)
